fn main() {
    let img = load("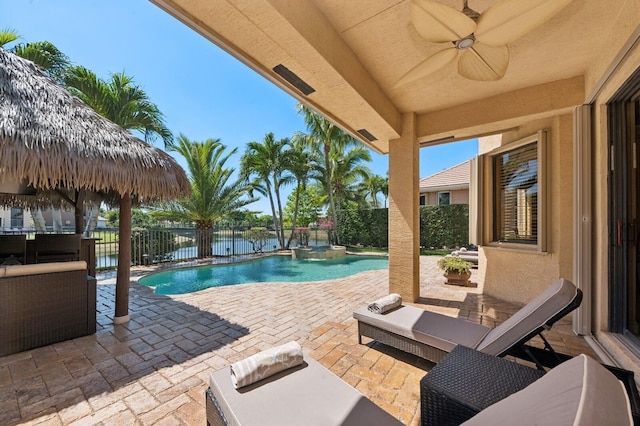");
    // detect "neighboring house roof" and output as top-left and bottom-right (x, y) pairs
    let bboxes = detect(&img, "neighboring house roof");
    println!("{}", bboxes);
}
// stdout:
(420, 160), (470, 193)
